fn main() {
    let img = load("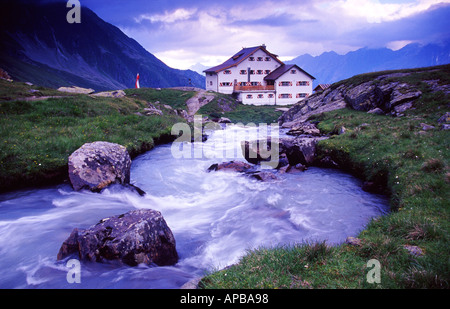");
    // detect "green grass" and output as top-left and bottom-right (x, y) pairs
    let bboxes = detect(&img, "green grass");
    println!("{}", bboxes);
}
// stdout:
(0, 82), (186, 192)
(124, 87), (196, 110)
(197, 91), (285, 124)
(201, 67), (450, 289)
